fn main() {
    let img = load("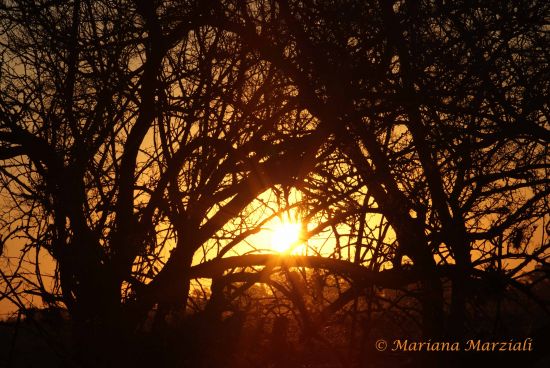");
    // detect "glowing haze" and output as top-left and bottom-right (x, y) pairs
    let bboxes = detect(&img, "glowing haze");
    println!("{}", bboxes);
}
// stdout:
(269, 222), (302, 253)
